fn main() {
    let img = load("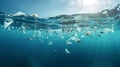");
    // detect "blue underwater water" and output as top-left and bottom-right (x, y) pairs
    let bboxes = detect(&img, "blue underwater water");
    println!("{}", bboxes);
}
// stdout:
(0, 5), (120, 67)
